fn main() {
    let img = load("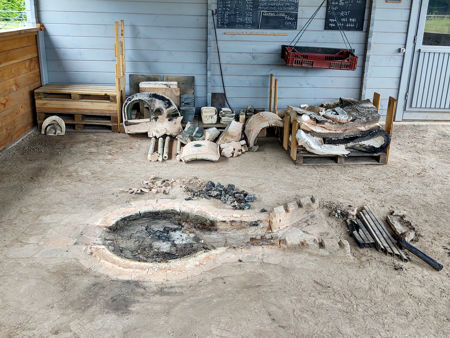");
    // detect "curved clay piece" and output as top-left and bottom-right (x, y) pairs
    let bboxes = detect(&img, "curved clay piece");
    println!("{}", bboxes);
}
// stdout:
(180, 140), (220, 162)
(41, 116), (66, 136)
(217, 120), (243, 145)
(244, 112), (283, 147)
(323, 107), (351, 123)
(296, 130), (349, 156)
(122, 92), (182, 136)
